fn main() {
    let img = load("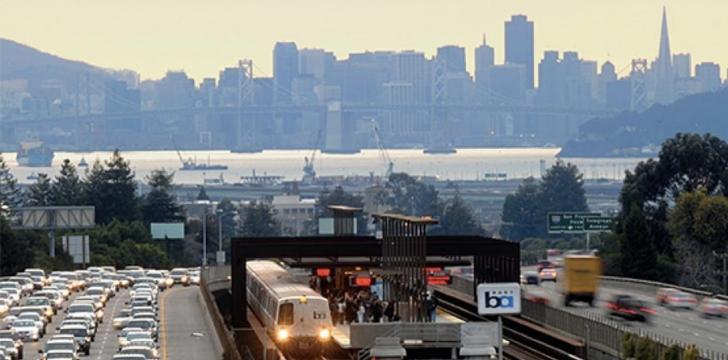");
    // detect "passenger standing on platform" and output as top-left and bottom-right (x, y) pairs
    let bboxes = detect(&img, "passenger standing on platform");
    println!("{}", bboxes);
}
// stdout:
(426, 291), (438, 322)
(337, 298), (346, 325)
(372, 298), (384, 323)
(357, 302), (366, 323)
